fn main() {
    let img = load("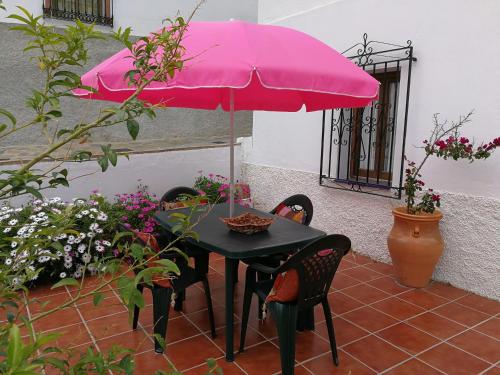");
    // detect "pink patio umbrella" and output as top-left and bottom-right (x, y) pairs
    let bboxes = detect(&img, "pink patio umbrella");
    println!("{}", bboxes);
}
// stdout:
(75, 20), (379, 215)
